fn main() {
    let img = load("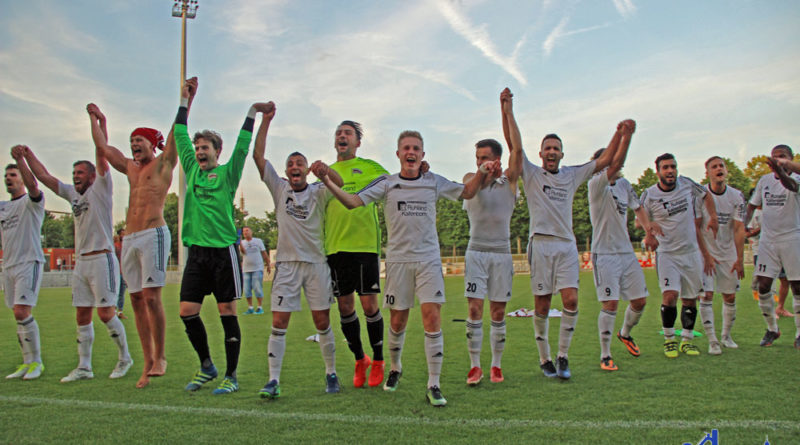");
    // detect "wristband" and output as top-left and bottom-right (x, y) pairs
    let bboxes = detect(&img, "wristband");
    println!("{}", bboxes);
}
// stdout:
(247, 106), (257, 120)
(180, 97), (189, 108)
(479, 163), (489, 174)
